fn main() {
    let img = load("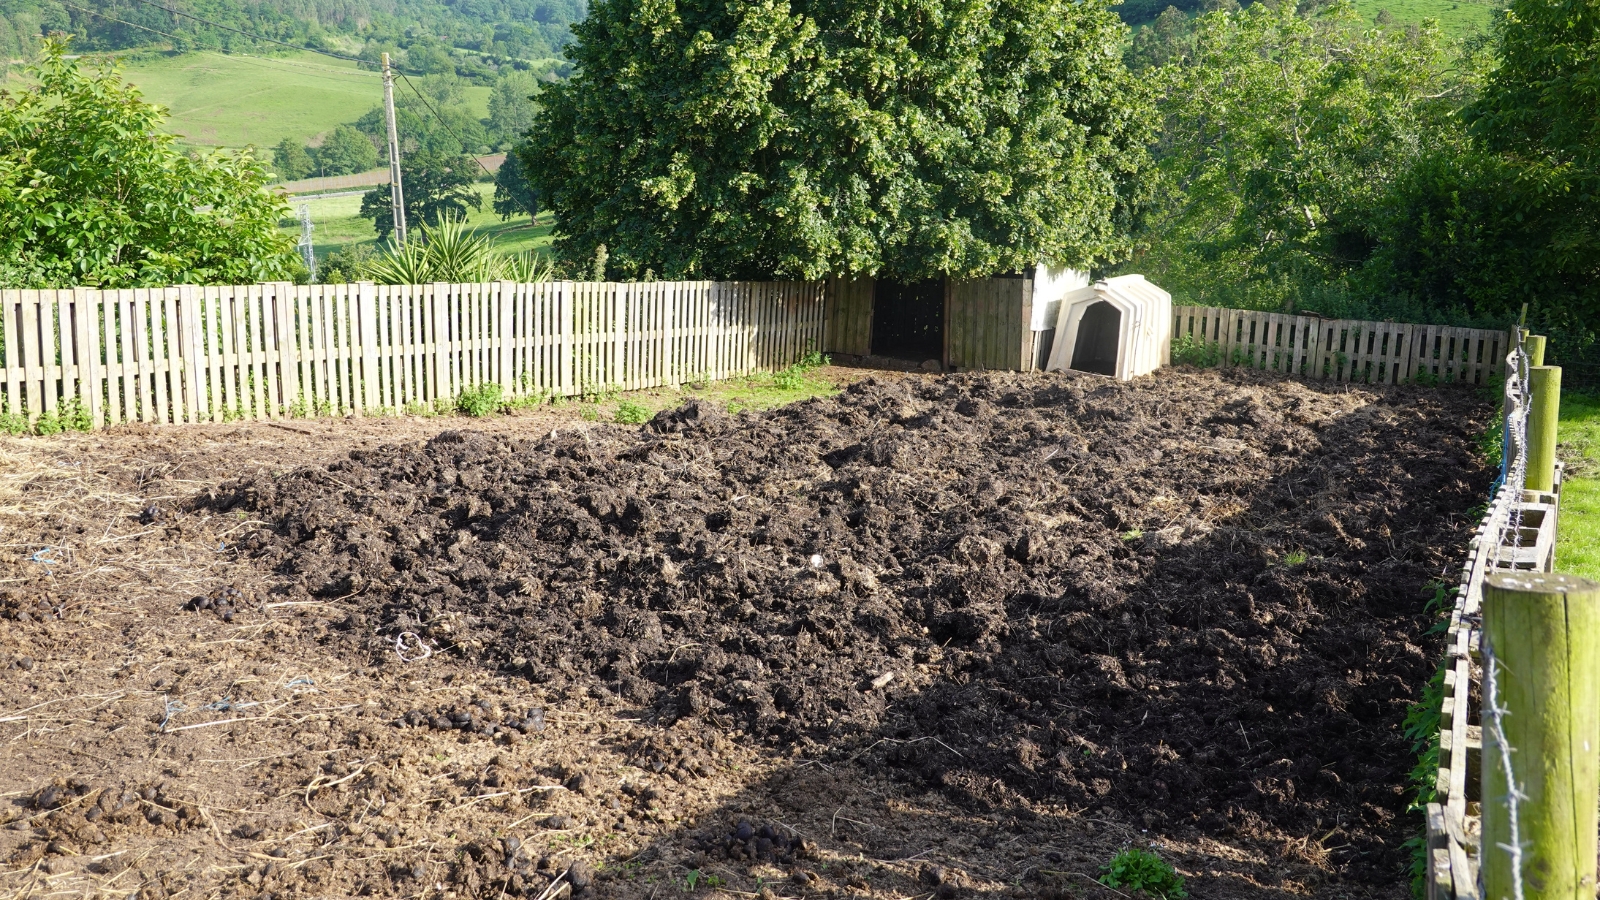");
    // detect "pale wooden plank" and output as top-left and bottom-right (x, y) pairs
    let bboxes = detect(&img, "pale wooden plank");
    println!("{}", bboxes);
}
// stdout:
(50, 289), (70, 416)
(309, 285), (329, 415)
(259, 284), (281, 418)
(217, 286), (240, 418)
(100, 289), (121, 427)
(1, 291), (19, 421)
(175, 286), (200, 423)
(274, 284), (298, 418)
(658, 281), (674, 388)
(111, 289), (131, 422)
(356, 281), (379, 414)
(310, 284), (329, 414)
(555, 282), (571, 398)
(509, 281), (525, 397)
(19, 291), (43, 423)
(158, 290), (181, 424)
(71, 288), (99, 427)
(396, 285), (414, 409)
(127, 290), (151, 423)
